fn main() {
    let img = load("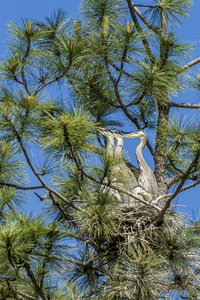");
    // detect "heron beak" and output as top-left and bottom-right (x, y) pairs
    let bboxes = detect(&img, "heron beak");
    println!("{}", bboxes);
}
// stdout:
(146, 192), (154, 197)
(121, 134), (133, 138)
(96, 128), (104, 133)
